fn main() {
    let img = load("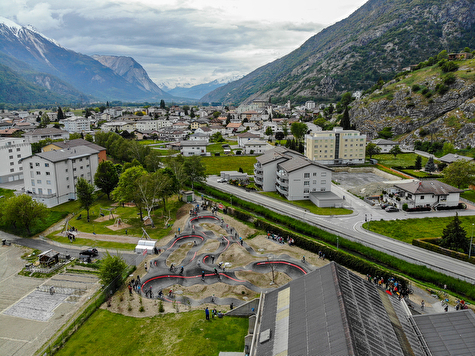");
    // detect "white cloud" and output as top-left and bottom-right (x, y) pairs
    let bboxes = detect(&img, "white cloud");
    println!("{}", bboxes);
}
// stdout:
(6, 0), (369, 86)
